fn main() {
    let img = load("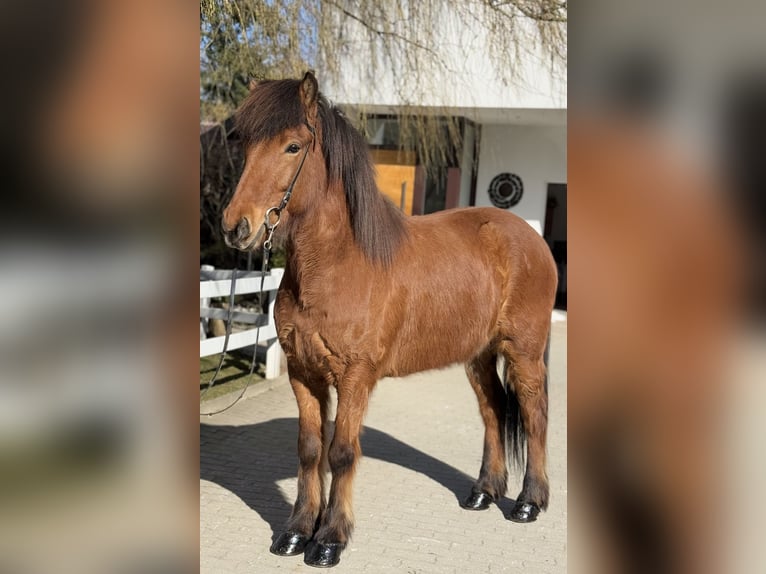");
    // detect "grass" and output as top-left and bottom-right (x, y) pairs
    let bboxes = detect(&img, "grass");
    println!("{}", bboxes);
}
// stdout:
(199, 352), (266, 402)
